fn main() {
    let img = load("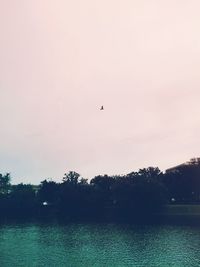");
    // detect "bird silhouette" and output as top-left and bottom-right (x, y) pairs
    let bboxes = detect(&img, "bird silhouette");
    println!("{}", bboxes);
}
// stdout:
(100, 106), (104, 110)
